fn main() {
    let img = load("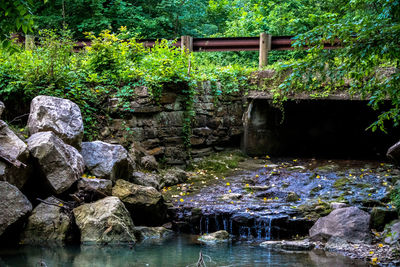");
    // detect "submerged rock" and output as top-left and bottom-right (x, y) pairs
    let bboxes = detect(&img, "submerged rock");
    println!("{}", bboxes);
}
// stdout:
(309, 207), (371, 243)
(198, 230), (230, 243)
(73, 196), (136, 244)
(27, 95), (84, 149)
(81, 141), (133, 182)
(21, 197), (75, 245)
(27, 132), (84, 194)
(112, 179), (166, 226)
(260, 240), (315, 251)
(0, 181), (32, 238)
(134, 226), (173, 241)
(0, 120), (31, 189)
